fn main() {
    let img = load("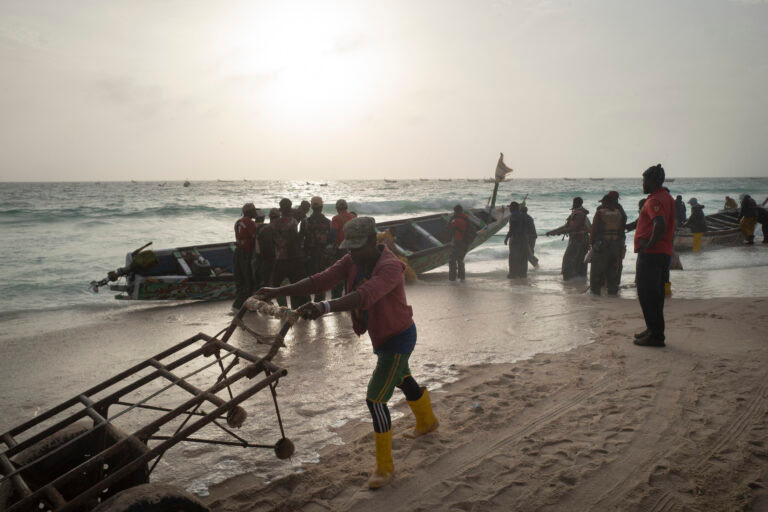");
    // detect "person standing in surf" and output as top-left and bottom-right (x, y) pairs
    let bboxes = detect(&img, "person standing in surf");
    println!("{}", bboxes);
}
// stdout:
(232, 203), (259, 312)
(546, 197), (590, 280)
